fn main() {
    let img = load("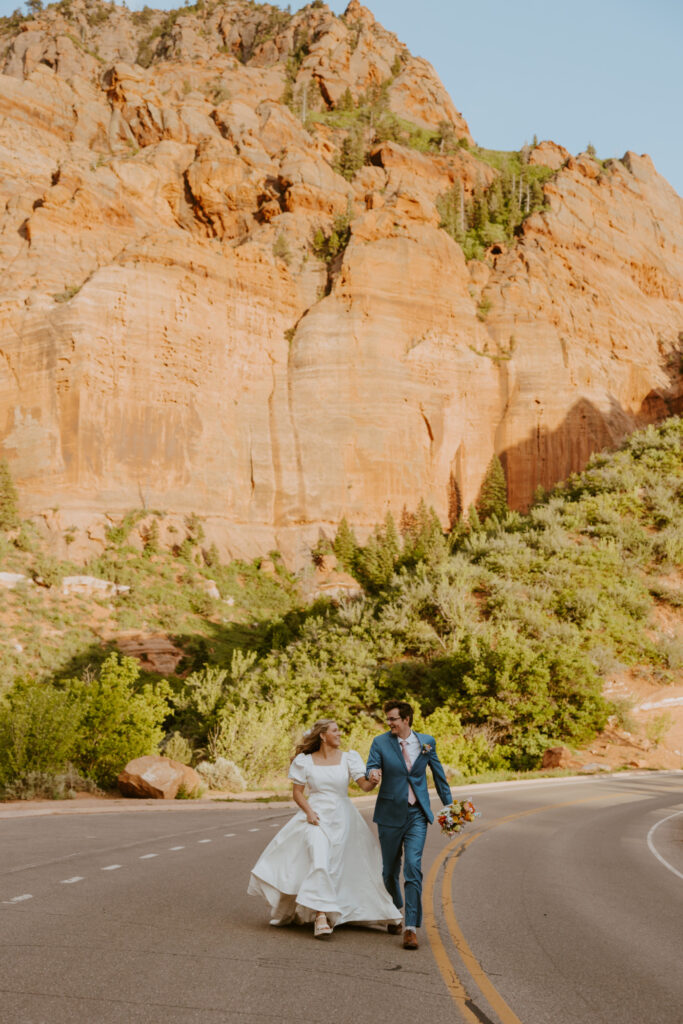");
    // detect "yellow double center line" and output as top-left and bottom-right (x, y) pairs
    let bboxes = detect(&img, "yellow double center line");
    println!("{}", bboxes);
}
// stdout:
(424, 794), (618, 1024)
